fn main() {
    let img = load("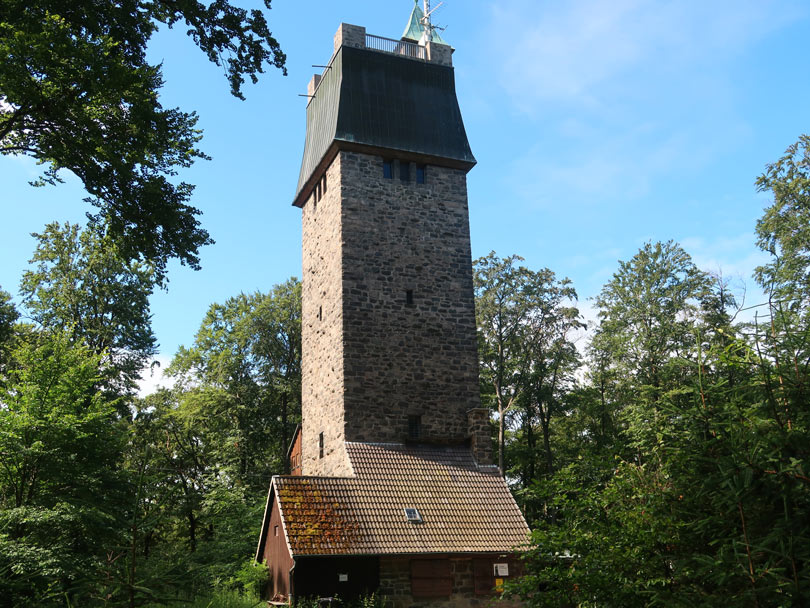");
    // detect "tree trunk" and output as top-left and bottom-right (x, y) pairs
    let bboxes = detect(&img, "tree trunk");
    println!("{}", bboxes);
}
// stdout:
(188, 507), (197, 553)
(498, 402), (506, 477)
(281, 392), (289, 474)
(540, 408), (553, 476)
